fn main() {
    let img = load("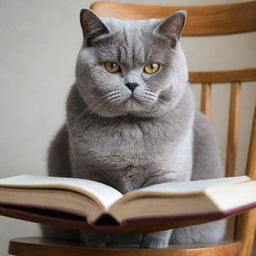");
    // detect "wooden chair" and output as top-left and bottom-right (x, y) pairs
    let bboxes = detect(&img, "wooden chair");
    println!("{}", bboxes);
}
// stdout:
(8, 1), (256, 255)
